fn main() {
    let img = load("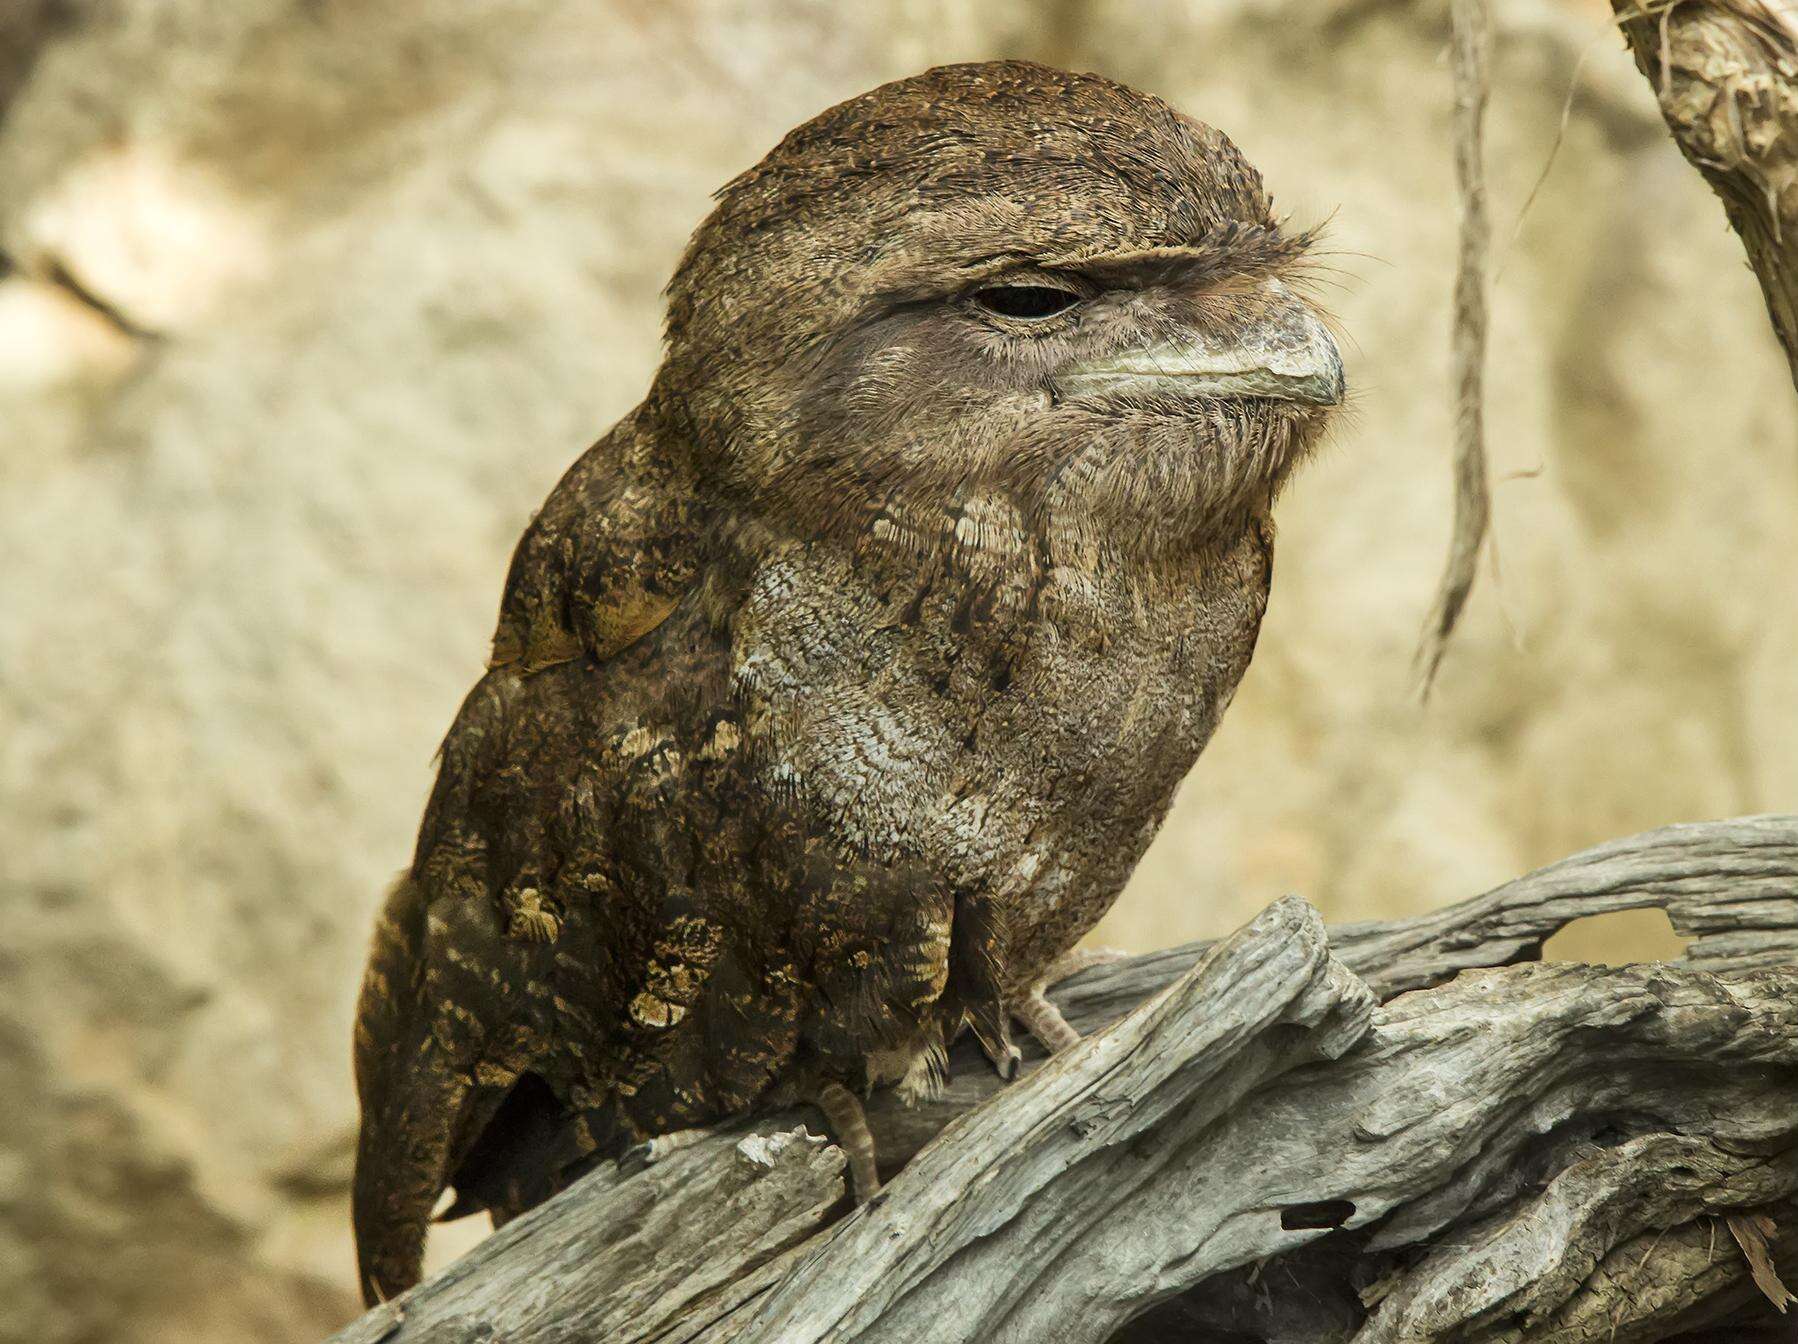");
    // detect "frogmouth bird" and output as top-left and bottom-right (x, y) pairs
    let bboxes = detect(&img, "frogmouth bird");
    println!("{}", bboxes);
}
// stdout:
(352, 59), (1343, 1304)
